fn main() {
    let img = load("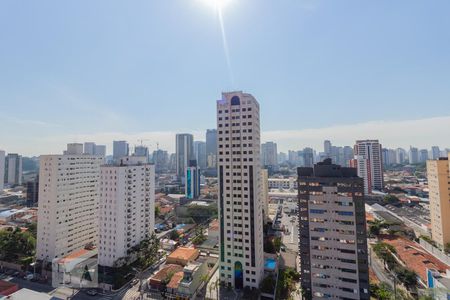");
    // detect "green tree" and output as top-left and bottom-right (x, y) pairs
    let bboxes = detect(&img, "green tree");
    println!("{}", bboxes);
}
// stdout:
(169, 230), (180, 241)
(260, 275), (276, 294)
(383, 195), (399, 204)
